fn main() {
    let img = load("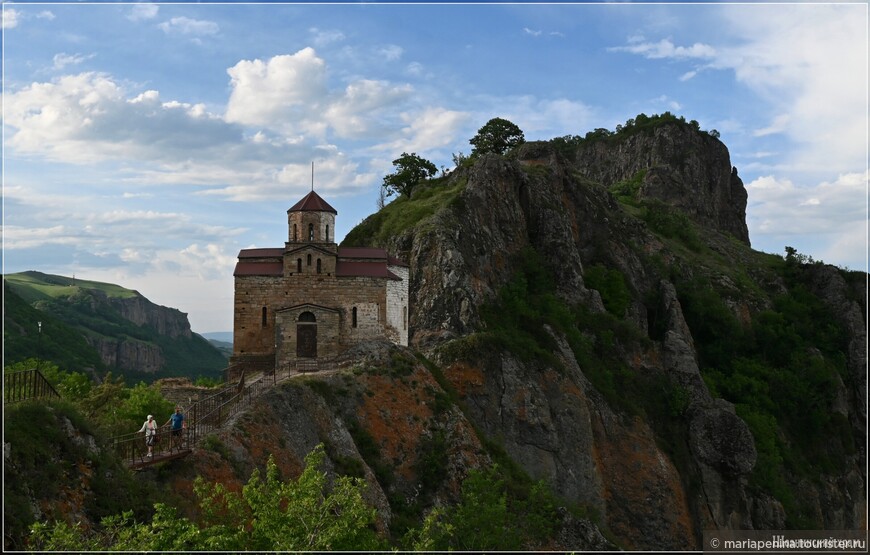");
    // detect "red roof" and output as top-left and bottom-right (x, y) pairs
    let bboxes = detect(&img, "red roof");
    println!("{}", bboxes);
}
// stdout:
(336, 261), (401, 280)
(288, 191), (337, 214)
(234, 262), (283, 276)
(338, 246), (387, 259)
(238, 248), (283, 259)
